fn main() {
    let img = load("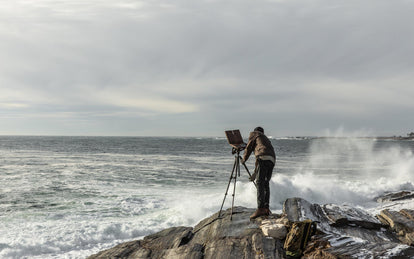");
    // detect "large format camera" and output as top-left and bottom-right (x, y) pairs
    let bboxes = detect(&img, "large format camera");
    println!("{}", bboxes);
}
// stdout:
(225, 130), (246, 154)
